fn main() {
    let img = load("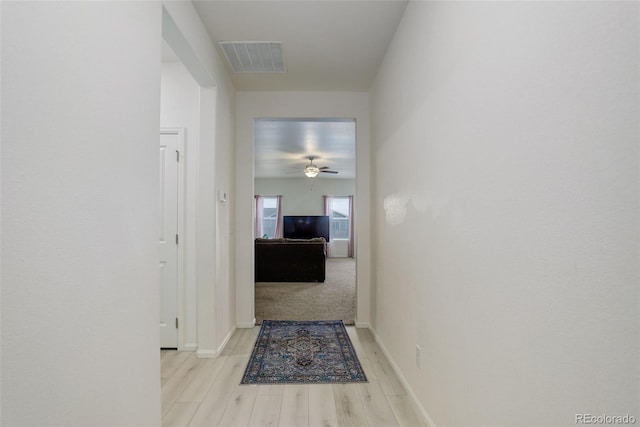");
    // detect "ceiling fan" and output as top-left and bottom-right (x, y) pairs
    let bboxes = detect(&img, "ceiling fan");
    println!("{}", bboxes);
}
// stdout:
(293, 156), (339, 178)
